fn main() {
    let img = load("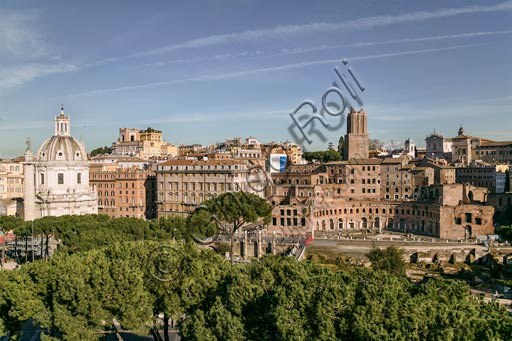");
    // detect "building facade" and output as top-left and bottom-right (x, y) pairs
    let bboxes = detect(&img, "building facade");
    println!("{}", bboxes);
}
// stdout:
(111, 127), (177, 159)
(268, 162), (494, 239)
(155, 159), (258, 217)
(90, 164), (156, 219)
(23, 108), (97, 221)
(456, 165), (508, 194)
(266, 113), (495, 239)
(425, 132), (452, 160)
(0, 160), (24, 199)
